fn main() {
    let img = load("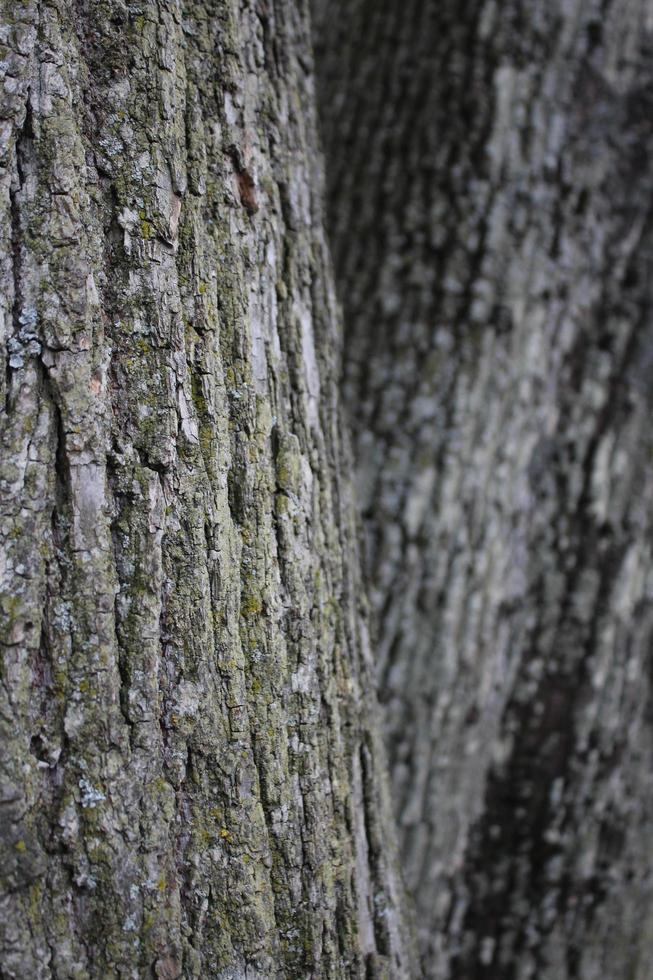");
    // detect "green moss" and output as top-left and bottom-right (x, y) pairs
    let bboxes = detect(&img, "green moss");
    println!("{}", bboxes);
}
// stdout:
(240, 595), (262, 618)
(199, 423), (213, 458)
(275, 434), (302, 493)
(190, 372), (207, 414)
